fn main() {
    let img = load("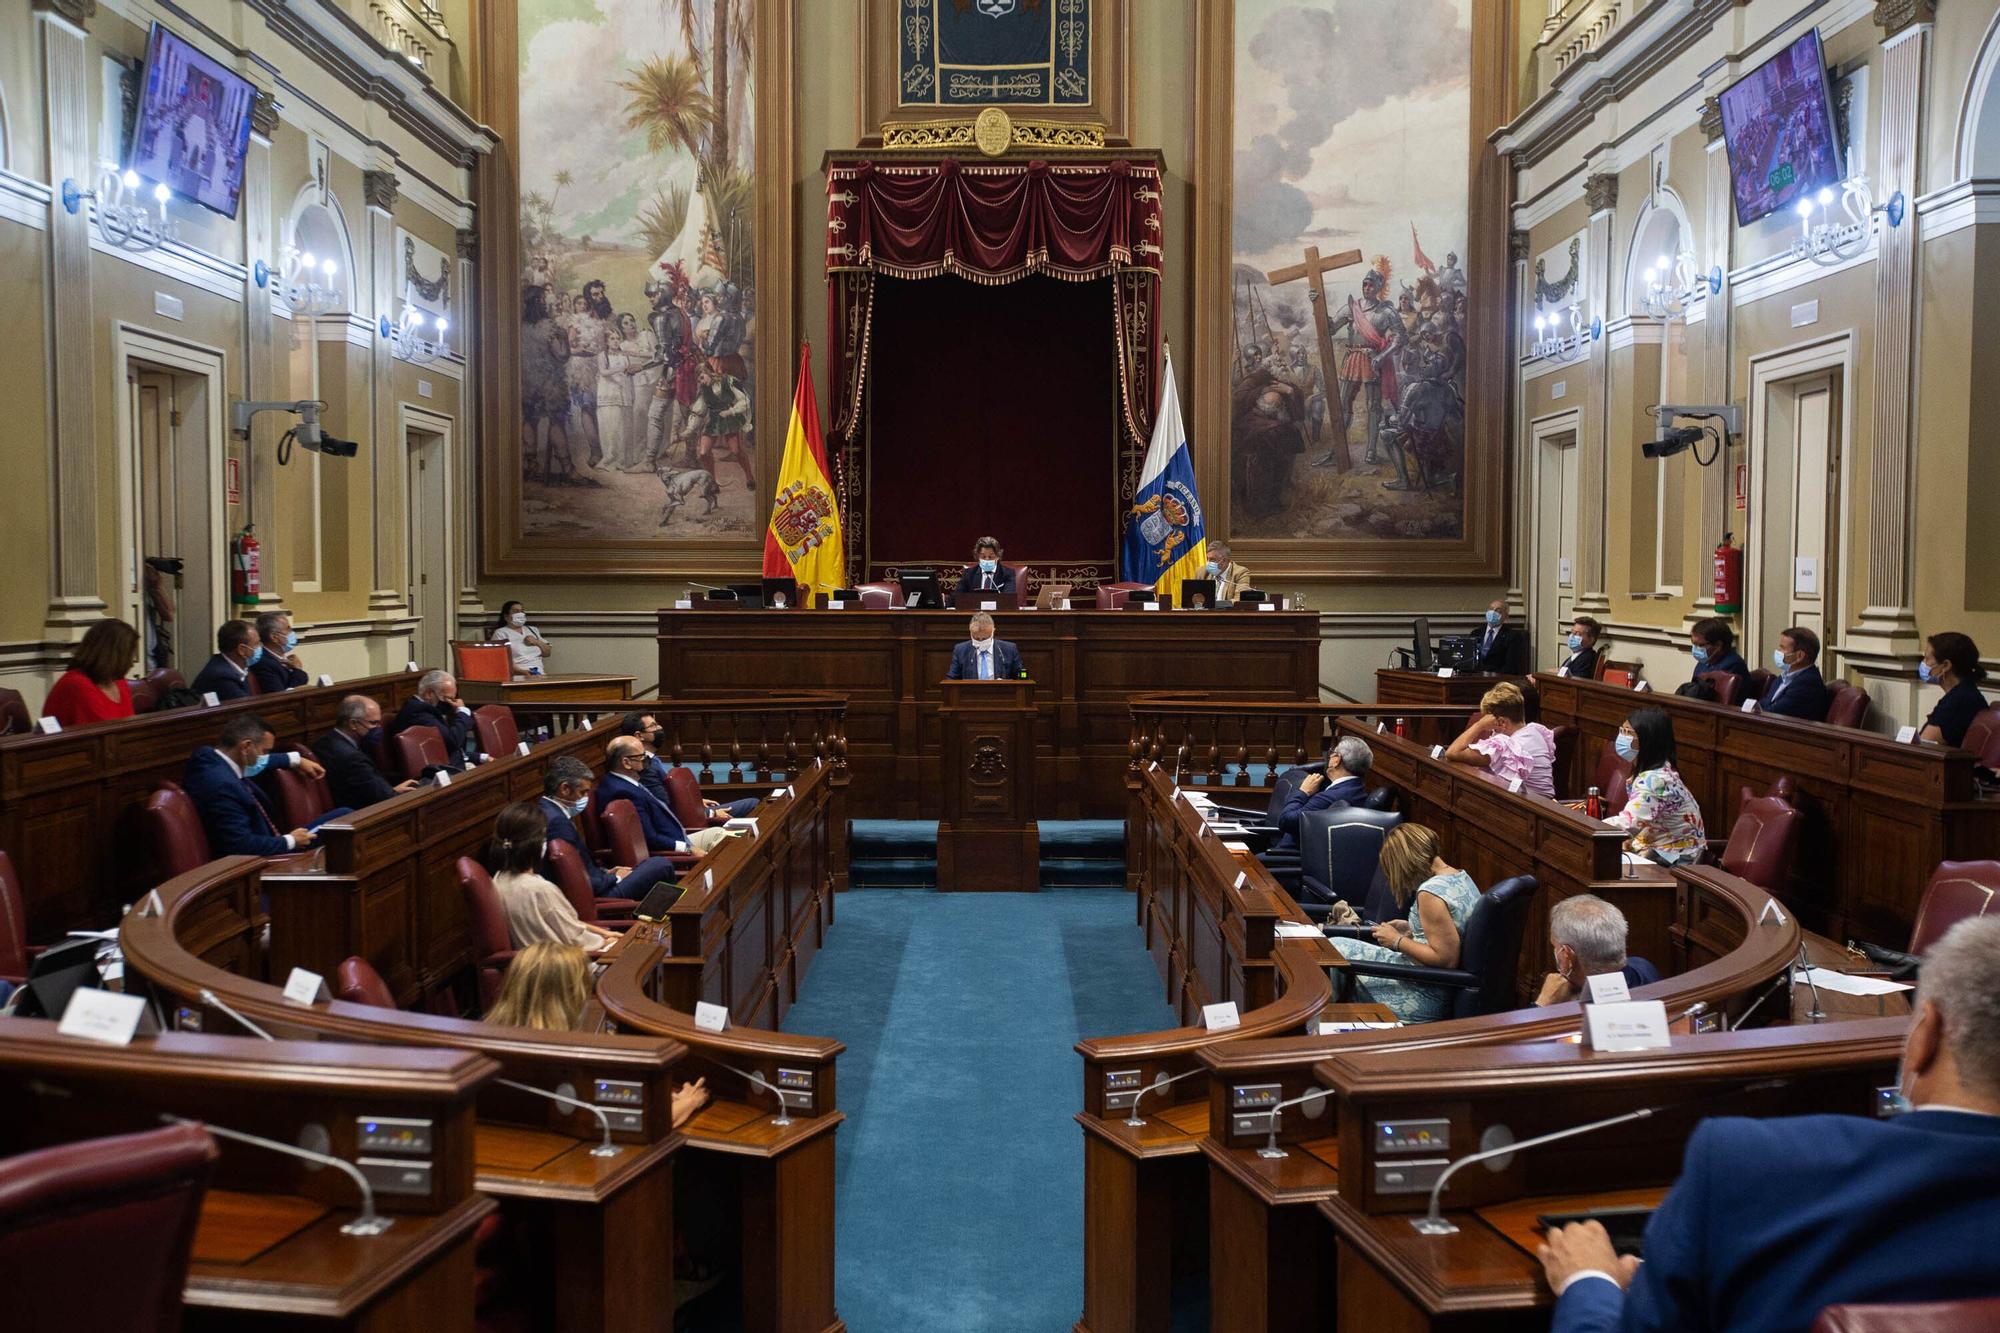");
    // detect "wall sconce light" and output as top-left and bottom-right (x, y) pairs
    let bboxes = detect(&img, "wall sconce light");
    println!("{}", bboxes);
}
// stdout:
(62, 166), (176, 253)
(382, 304), (450, 364)
(1792, 171), (1906, 268)
(1531, 302), (1599, 363)
(1640, 250), (1724, 321)
(280, 247), (343, 316)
